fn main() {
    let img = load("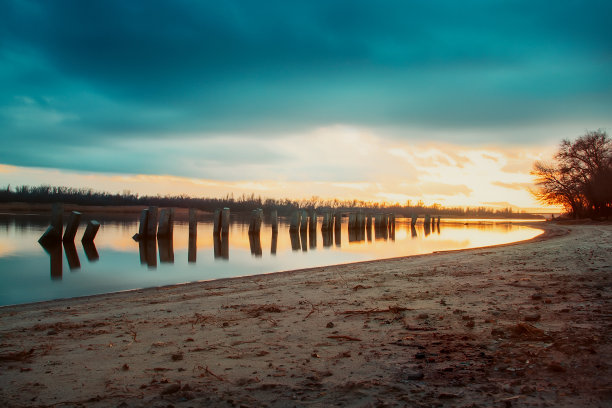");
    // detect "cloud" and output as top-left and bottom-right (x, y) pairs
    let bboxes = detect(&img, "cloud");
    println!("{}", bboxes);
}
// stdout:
(0, 0), (611, 177)
(491, 181), (533, 191)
